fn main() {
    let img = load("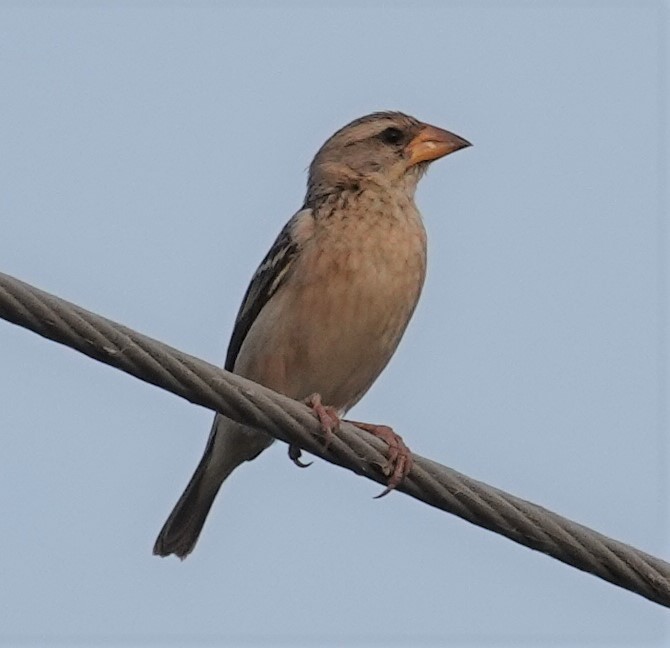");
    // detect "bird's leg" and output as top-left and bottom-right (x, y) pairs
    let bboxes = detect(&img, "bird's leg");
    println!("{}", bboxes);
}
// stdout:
(288, 393), (340, 468)
(346, 421), (413, 497)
